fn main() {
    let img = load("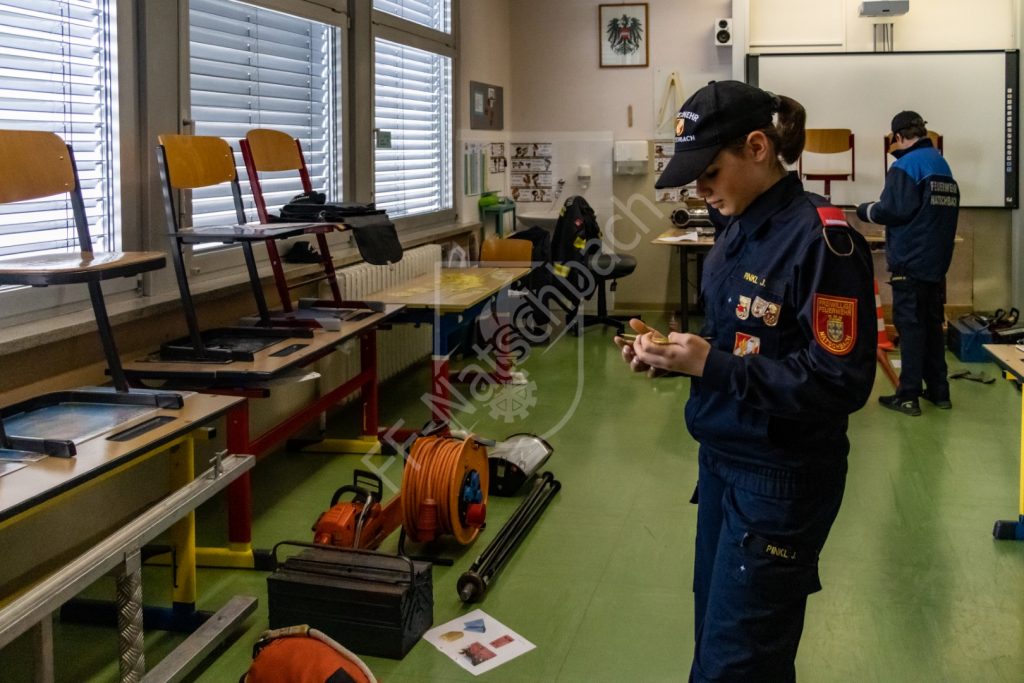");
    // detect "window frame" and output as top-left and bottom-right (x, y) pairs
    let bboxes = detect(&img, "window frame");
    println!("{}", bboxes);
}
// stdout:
(0, 0), (466, 325)
(366, 3), (457, 230)
(167, 0), (350, 287)
(0, 0), (137, 321)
